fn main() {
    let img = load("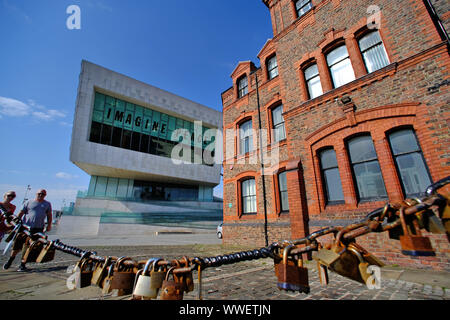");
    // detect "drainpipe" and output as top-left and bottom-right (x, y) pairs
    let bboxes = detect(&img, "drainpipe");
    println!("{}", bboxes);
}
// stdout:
(422, 0), (450, 46)
(253, 71), (269, 246)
